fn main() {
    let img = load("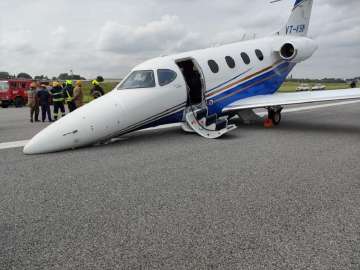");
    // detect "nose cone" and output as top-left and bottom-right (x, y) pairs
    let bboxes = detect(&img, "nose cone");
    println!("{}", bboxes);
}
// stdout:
(23, 91), (126, 155)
